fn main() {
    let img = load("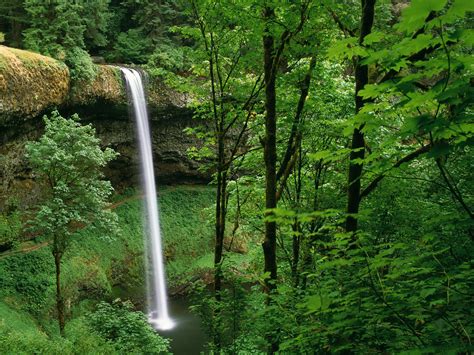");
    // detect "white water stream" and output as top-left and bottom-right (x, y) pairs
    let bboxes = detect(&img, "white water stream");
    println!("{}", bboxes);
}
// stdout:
(121, 68), (174, 330)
